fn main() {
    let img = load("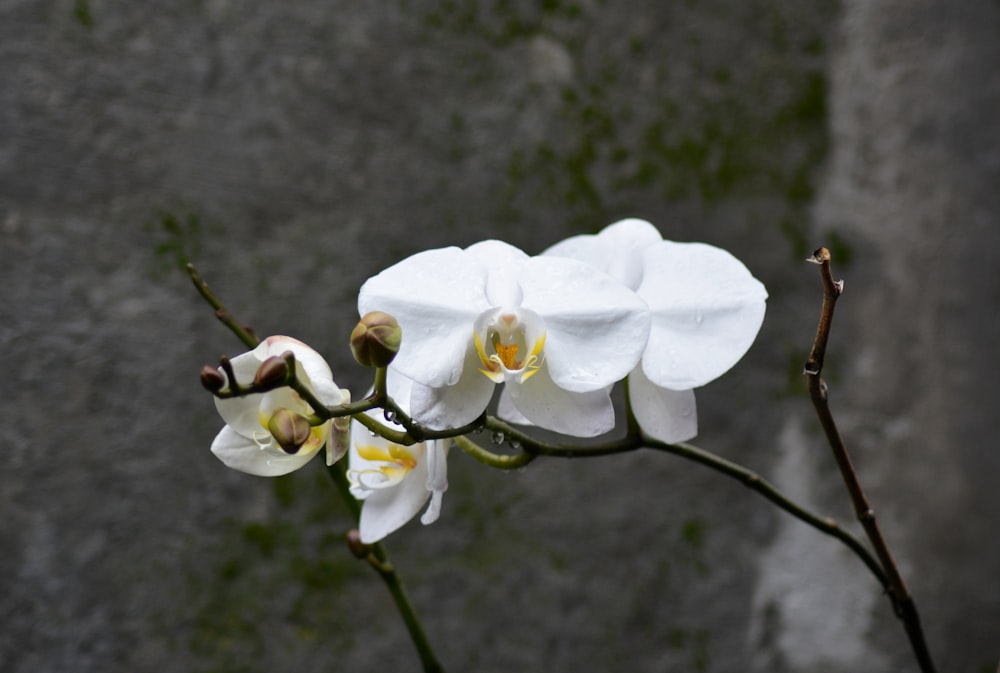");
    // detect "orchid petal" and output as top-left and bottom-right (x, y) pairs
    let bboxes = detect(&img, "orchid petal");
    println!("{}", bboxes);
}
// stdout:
(258, 335), (334, 383)
(210, 425), (320, 476)
(407, 346), (495, 429)
(638, 241), (767, 389)
(357, 451), (432, 543)
(214, 393), (267, 439)
(627, 365), (698, 443)
(543, 218), (662, 290)
(507, 364), (615, 437)
(497, 387), (533, 426)
(358, 247), (491, 387)
(519, 255), (650, 392)
(420, 440), (449, 525)
(465, 240), (529, 307)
